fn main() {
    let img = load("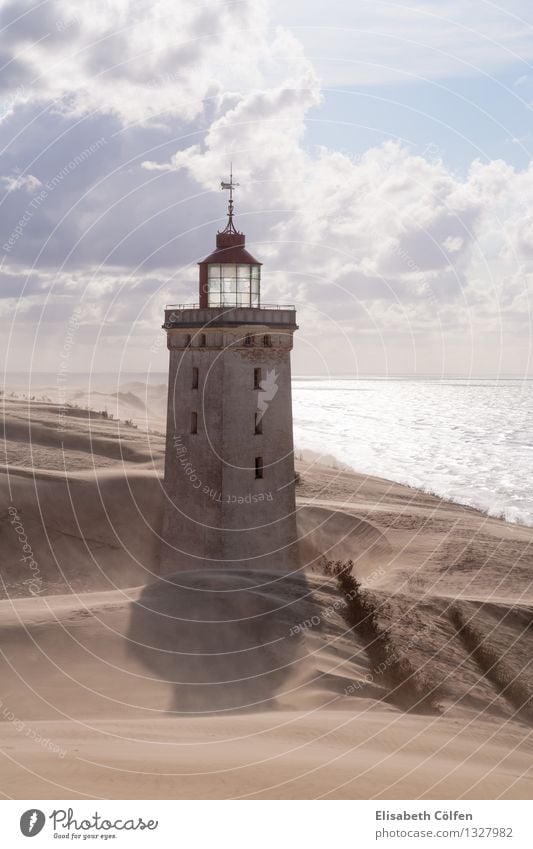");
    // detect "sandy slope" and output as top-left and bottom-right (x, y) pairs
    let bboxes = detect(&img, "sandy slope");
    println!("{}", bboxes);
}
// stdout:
(1, 397), (533, 799)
